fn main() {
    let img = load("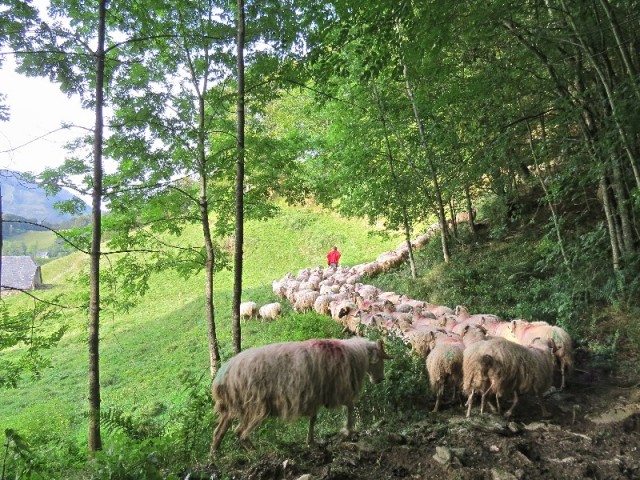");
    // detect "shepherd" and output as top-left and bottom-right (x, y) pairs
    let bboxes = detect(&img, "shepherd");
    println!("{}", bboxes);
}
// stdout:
(327, 246), (341, 267)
